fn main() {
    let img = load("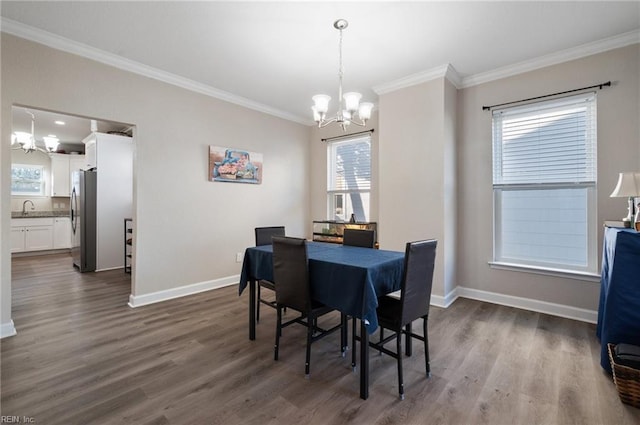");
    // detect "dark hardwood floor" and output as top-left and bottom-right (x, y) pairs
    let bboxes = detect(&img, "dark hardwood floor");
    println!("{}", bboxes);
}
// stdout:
(2, 253), (638, 424)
